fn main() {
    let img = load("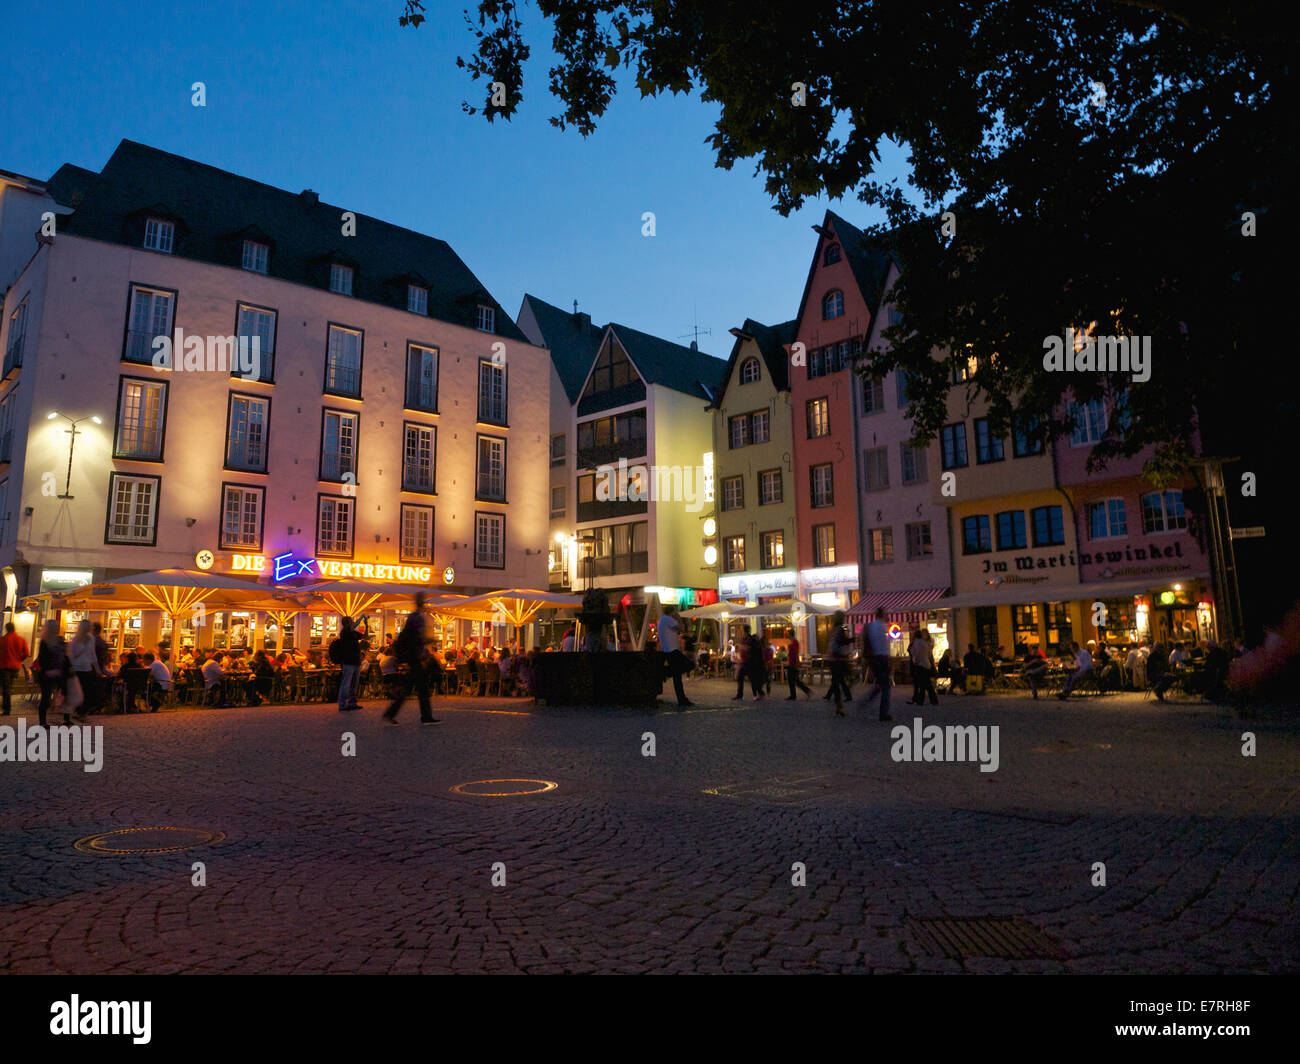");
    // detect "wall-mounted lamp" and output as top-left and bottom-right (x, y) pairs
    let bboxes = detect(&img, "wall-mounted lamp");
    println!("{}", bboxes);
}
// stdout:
(185, 517), (197, 527)
(23, 506), (34, 517)
(47, 411), (102, 499)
